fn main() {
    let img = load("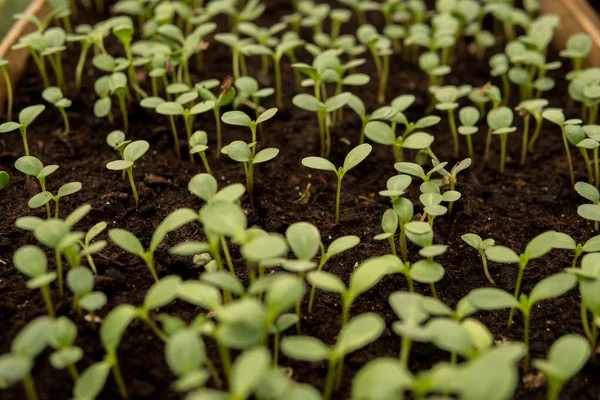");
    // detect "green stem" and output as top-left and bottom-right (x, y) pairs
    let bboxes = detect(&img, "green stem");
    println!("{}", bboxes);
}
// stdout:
(75, 43), (90, 93)
(448, 111), (459, 157)
(169, 116), (181, 158)
(502, 74), (510, 105)
(430, 283), (438, 299)
(204, 356), (222, 389)
(523, 312), (530, 372)
(220, 236), (235, 275)
(581, 300), (593, 343)
(594, 148), (599, 189)
(400, 336), (412, 366)
(308, 256), (328, 314)
(508, 265), (525, 327)
(388, 236), (397, 256)
(59, 108), (70, 135)
(335, 175), (343, 224)
(547, 382), (562, 400)
(22, 374), (38, 400)
(466, 135), (474, 160)
(528, 118), (543, 152)
(111, 356), (128, 400)
(323, 359), (337, 400)
(40, 285), (55, 318)
(218, 344), (232, 384)
(317, 111), (326, 157)
(480, 252), (495, 285)
(19, 127), (30, 157)
(582, 148), (594, 184)
(126, 167), (139, 208)
(1, 68), (13, 121)
(521, 115), (530, 165)
(56, 250), (64, 298)
(55, 198), (60, 219)
(40, 180), (51, 219)
(499, 133), (508, 173)
(118, 94), (129, 134)
(144, 253), (158, 282)
(561, 126), (575, 185)
(273, 330), (281, 367)
(377, 55), (389, 104)
(87, 254), (98, 274)
(274, 58), (283, 109)
(199, 152), (211, 174)
(215, 108), (223, 157)
(483, 126), (493, 163)
(183, 116), (194, 162)
(325, 112), (332, 158)
(30, 50), (50, 87)
(68, 364), (79, 381)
